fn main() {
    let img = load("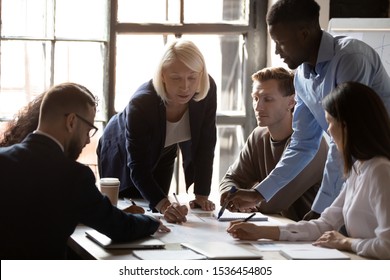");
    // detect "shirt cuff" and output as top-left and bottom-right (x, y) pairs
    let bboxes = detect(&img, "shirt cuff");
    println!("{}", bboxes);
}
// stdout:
(155, 197), (170, 213)
(350, 238), (362, 254)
